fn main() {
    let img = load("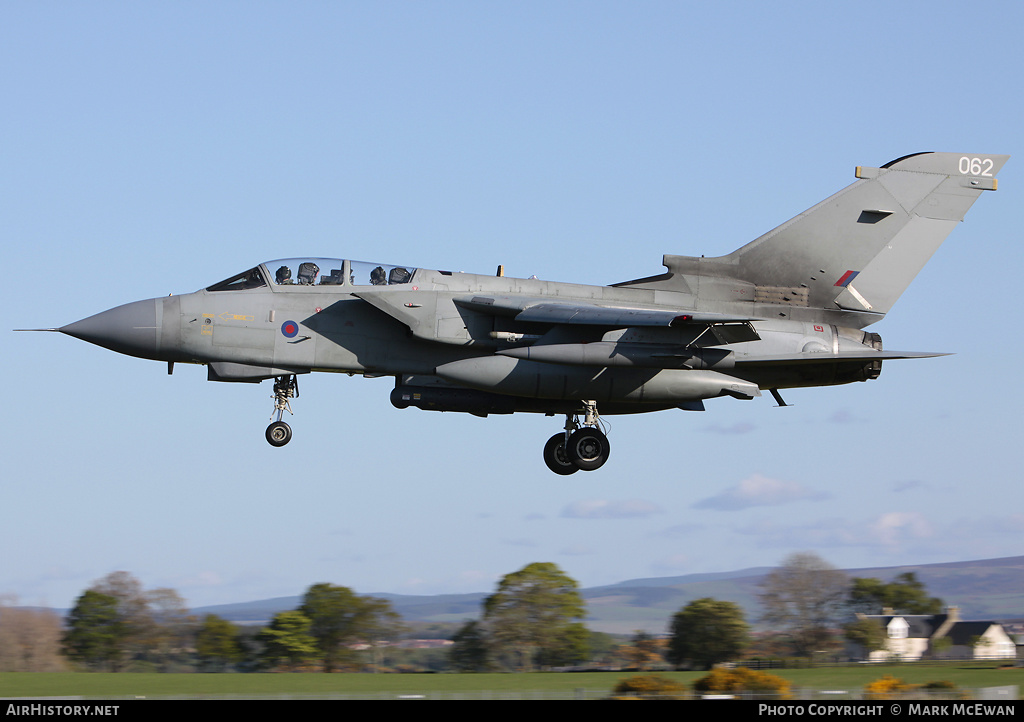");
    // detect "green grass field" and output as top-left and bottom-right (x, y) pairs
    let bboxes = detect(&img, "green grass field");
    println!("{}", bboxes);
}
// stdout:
(1, 664), (1020, 700)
